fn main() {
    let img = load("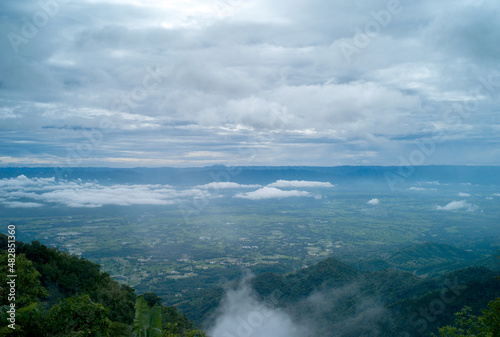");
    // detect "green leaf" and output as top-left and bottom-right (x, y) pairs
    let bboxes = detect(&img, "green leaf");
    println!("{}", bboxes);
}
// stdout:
(17, 302), (38, 314)
(150, 305), (162, 329)
(133, 295), (151, 336)
(149, 304), (163, 337)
